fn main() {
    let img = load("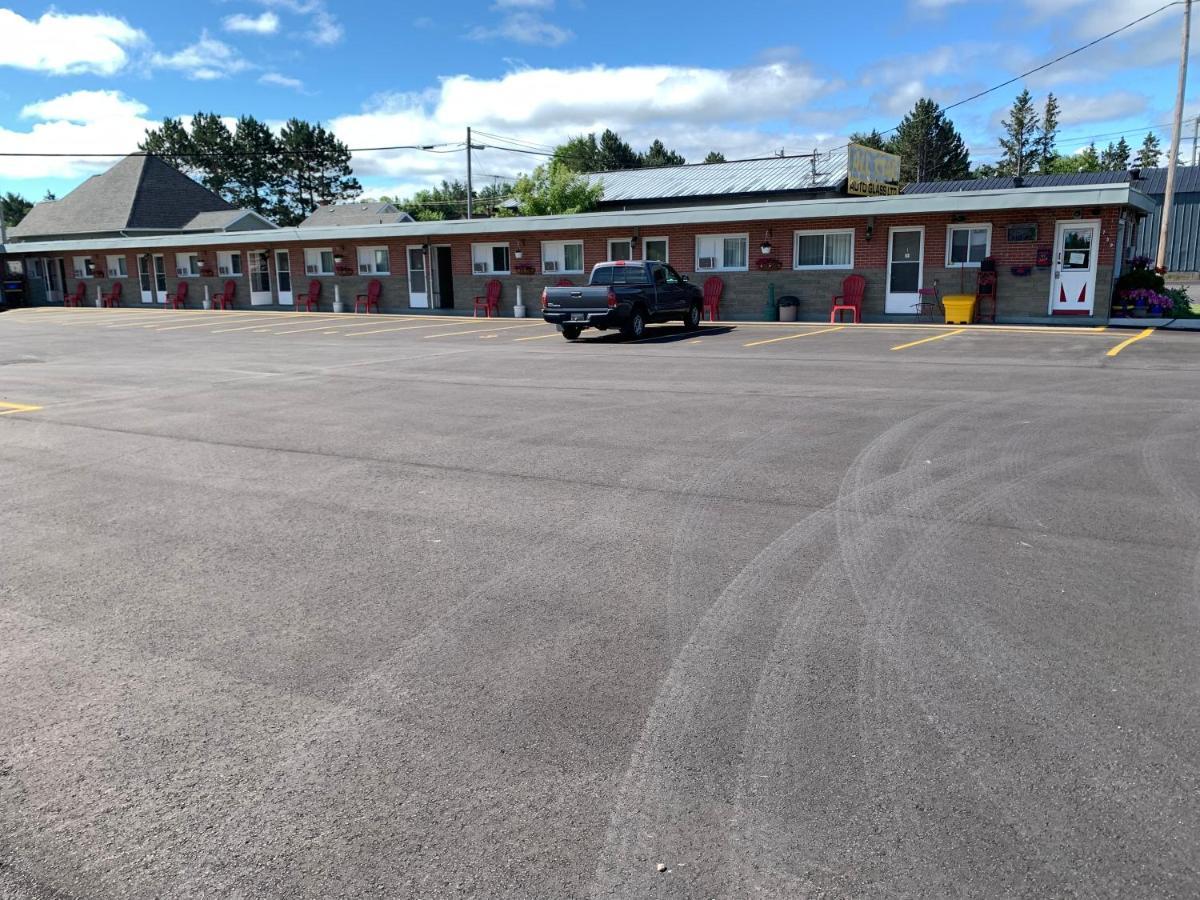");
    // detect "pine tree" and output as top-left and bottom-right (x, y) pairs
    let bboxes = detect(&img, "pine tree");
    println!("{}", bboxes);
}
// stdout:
(1034, 93), (1060, 174)
(2, 192), (33, 227)
(888, 98), (970, 182)
(703, 151), (726, 163)
(1100, 137), (1132, 172)
(1077, 143), (1102, 172)
(227, 116), (282, 217)
(643, 139), (686, 167)
(849, 130), (889, 151)
(998, 89), (1040, 177)
(1137, 132), (1162, 168)
(597, 129), (642, 170)
(272, 119), (360, 225)
(553, 134), (601, 173)
(138, 117), (195, 173)
(188, 113), (236, 196)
